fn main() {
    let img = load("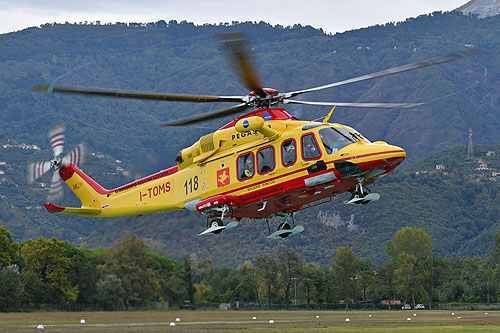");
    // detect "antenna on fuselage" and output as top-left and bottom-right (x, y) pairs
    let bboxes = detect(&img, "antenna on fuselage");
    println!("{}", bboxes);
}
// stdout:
(323, 106), (336, 123)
